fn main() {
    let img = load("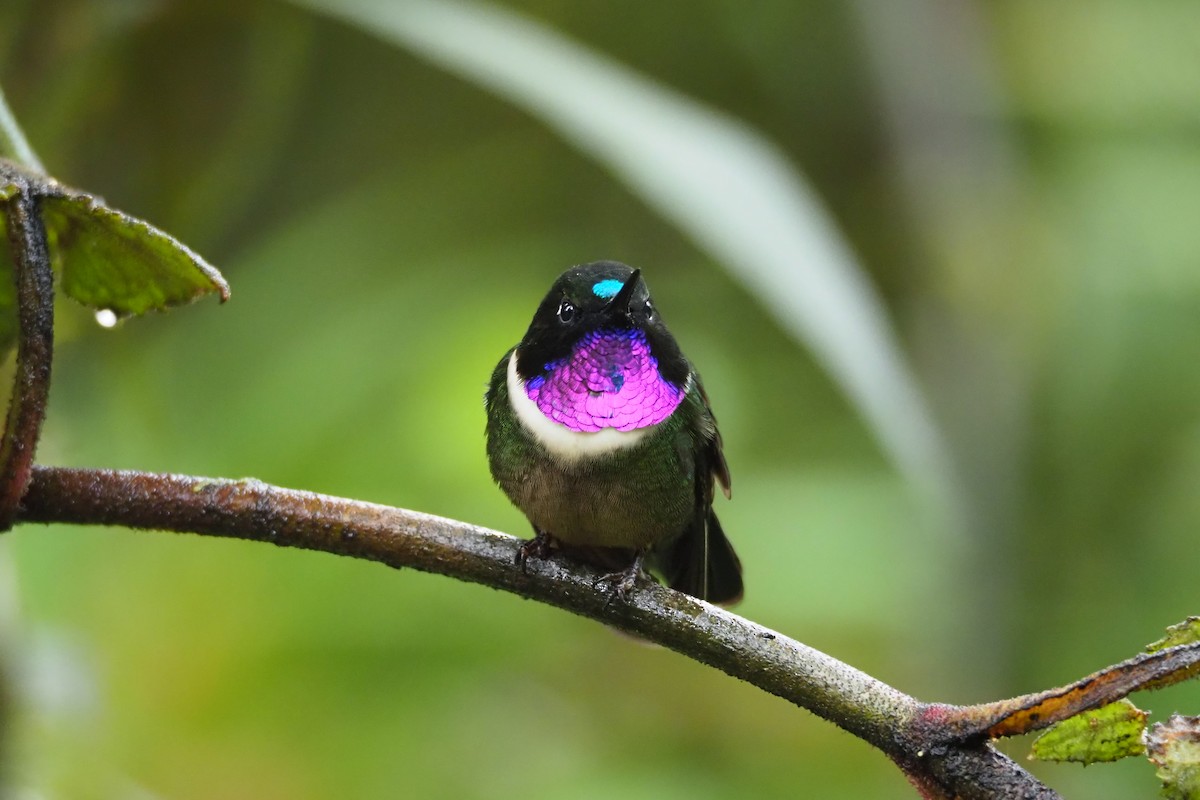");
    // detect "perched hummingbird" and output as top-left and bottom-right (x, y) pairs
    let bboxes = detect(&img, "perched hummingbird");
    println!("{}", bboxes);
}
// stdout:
(485, 261), (742, 604)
